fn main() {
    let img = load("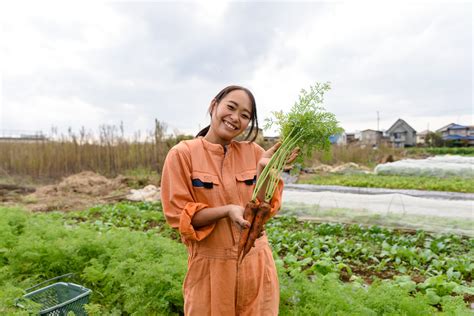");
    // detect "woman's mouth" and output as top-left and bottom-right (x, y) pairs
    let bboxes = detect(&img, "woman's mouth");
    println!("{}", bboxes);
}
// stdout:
(223, 121), (238, 131)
